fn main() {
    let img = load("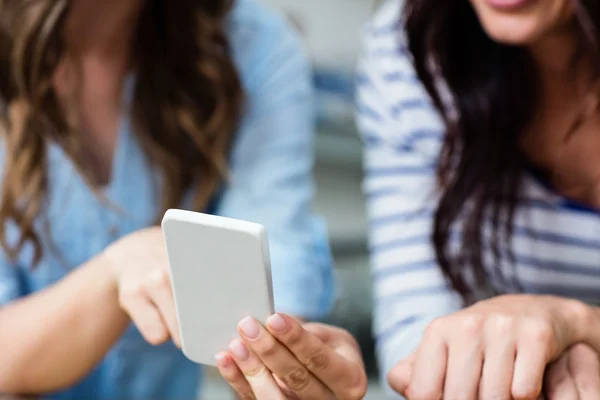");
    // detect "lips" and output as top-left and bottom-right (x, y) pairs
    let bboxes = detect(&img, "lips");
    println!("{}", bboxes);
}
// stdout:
(486, 0), (535, 11)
